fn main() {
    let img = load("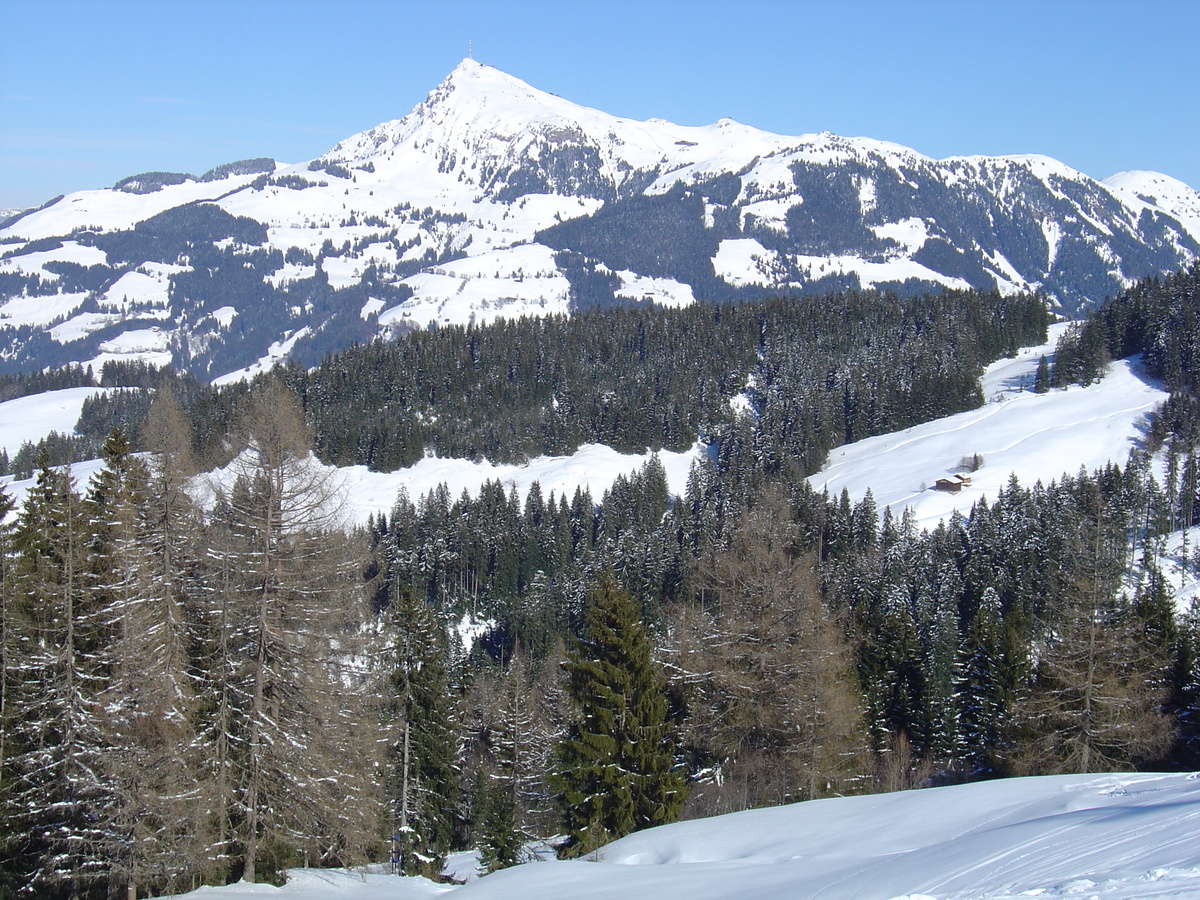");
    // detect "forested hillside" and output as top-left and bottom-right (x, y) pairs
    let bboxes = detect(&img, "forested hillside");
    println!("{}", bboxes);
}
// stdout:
(5, 287), (1047, 477)
(8, 270), (1200, 897)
